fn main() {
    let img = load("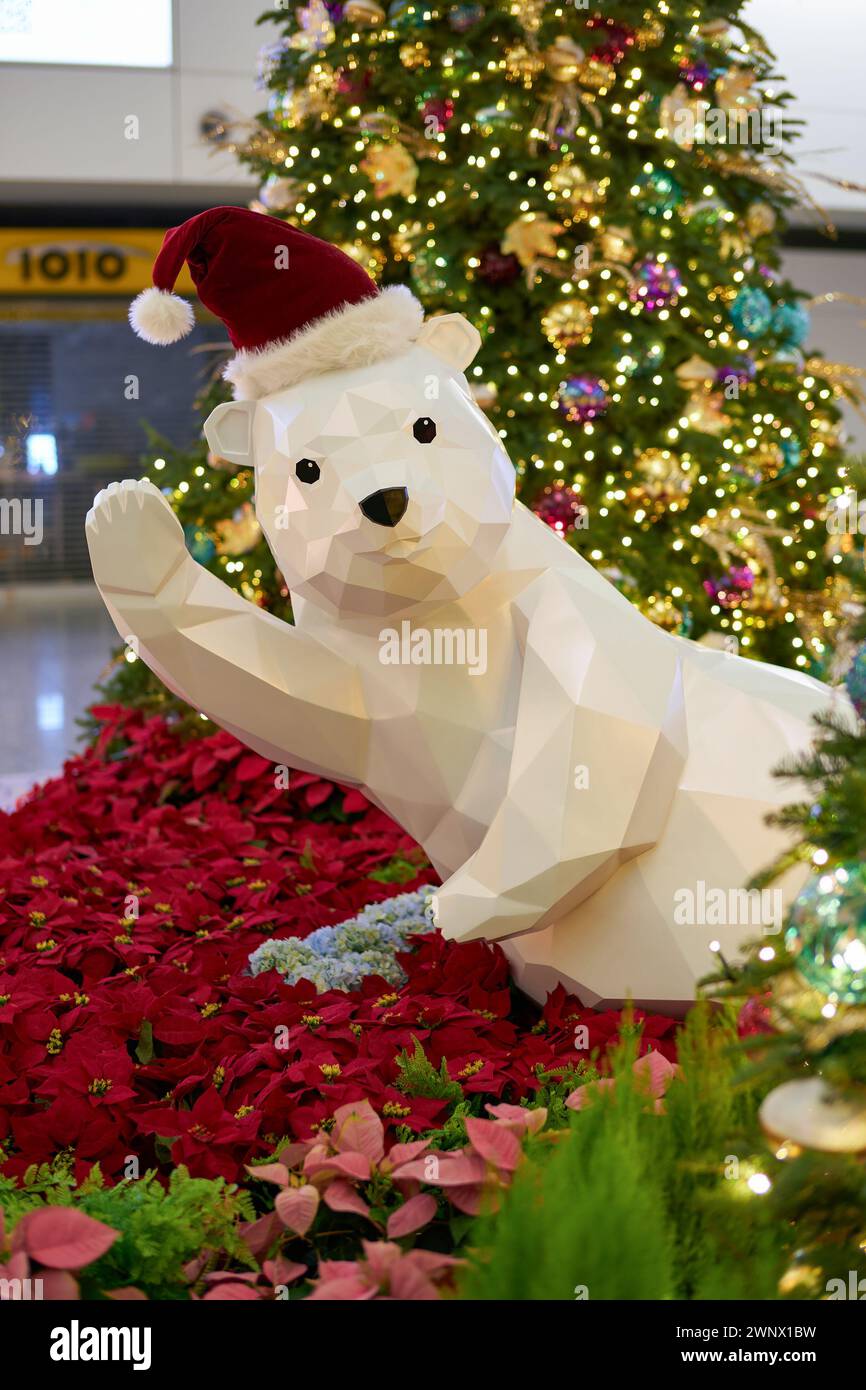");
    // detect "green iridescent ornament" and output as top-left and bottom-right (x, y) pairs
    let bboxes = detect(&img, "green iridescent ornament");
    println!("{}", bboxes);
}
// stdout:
(635, 168), (683, 216)
(785, 862), (866, 1004)
(410, 247), (448, 297)
(634, 341), (666, 375)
